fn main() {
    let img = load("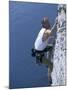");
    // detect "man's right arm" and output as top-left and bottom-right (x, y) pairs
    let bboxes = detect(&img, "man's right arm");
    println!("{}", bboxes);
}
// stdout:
(51, 17), (58, 35)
